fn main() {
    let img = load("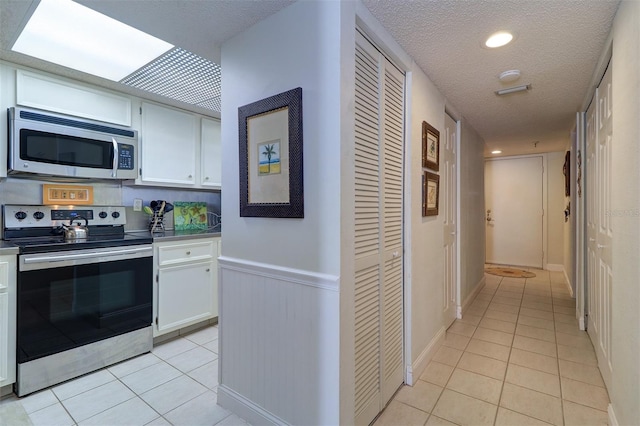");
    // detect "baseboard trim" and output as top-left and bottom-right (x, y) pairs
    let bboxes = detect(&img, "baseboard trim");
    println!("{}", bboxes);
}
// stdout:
(406, 326), (446, 386)
(578, 316), (586, 331)
(0, 384), (13, 398)
(563, 269), (574, 297)
(218, 384), (287, 426)
(608, 403), (619, 426)
(545, 263), (565, 272)
(462, 276), (486, 314)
